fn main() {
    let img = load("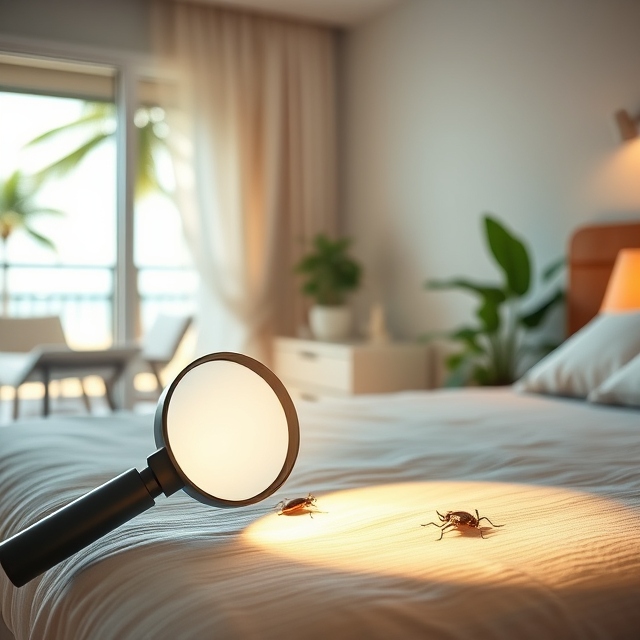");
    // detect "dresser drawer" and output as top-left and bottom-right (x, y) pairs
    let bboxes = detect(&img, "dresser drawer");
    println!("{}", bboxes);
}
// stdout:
(274, 340), (352, 392)
(273, 337), (429, 397)
(282, 382), (349, 404)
